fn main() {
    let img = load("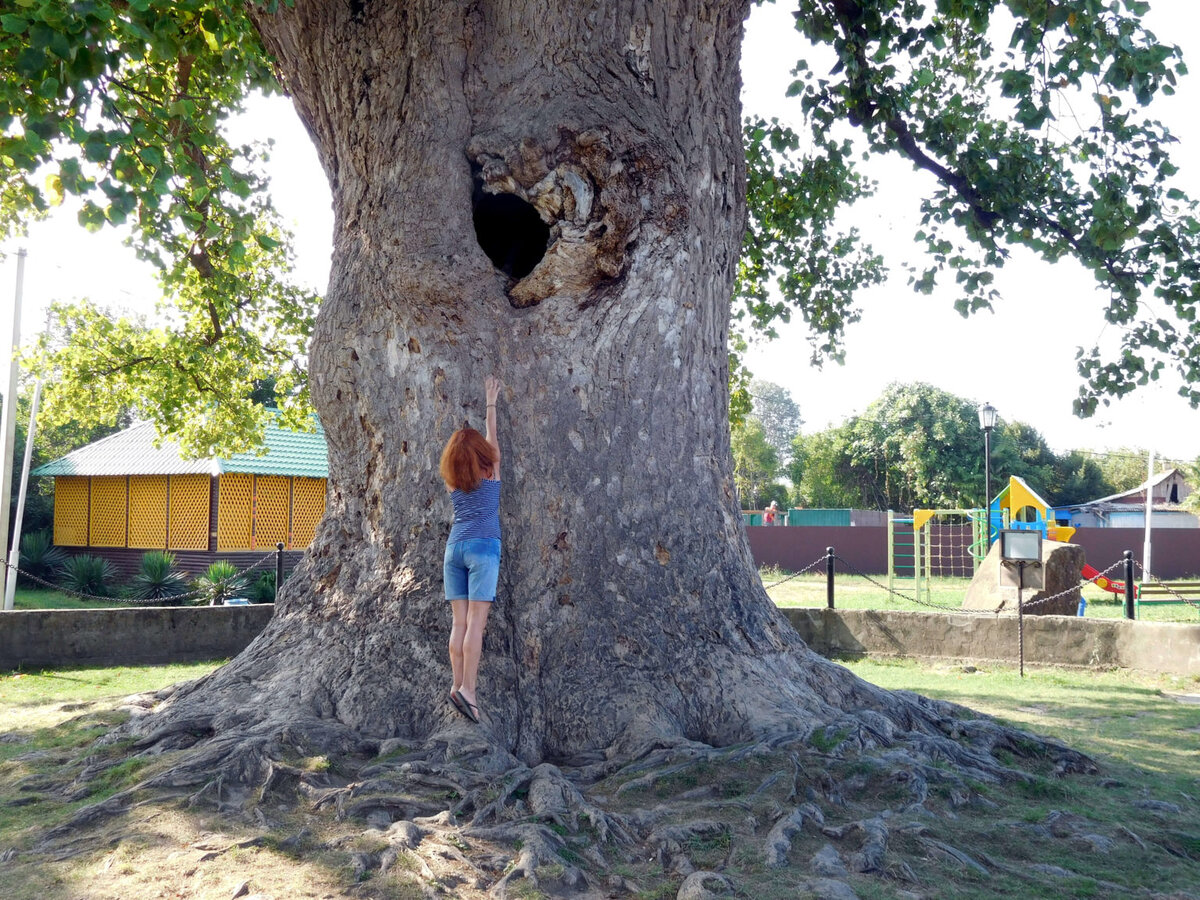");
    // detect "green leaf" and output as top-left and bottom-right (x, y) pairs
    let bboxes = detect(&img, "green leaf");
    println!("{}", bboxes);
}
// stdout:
(14, 46), (45, 77)
(45, 173), (63, 205)
(140, 145), (164, 169)
(47, 29), (72, 61)
(83, 132), (112, 163)
(0, 13), (28, 33)
(77, 201), (107, 232)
